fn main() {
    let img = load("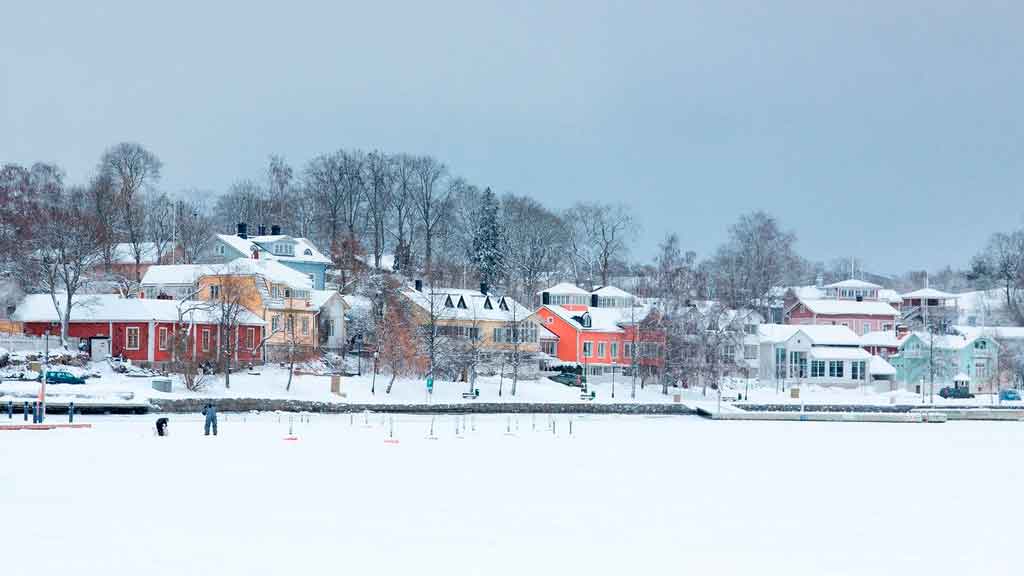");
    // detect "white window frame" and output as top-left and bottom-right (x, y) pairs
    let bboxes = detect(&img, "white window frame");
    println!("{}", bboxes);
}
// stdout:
(201, 328), (211, 352)
(597, 342), (606, 359)
(209, 284), (220, 300)
(126, 327), (140, 350)
(583, 341), (593, 358)
(301, 317), (310, 336)
(158, 327), (169, 351)
(611, 342), (618, 360)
